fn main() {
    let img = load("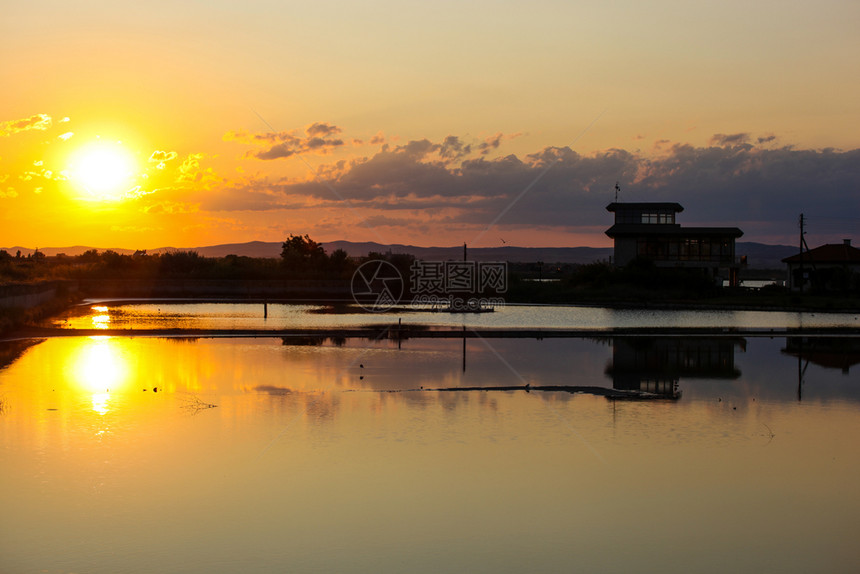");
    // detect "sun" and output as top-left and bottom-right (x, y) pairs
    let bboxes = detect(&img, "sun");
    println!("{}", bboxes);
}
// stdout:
(68, 140), (138, 201)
